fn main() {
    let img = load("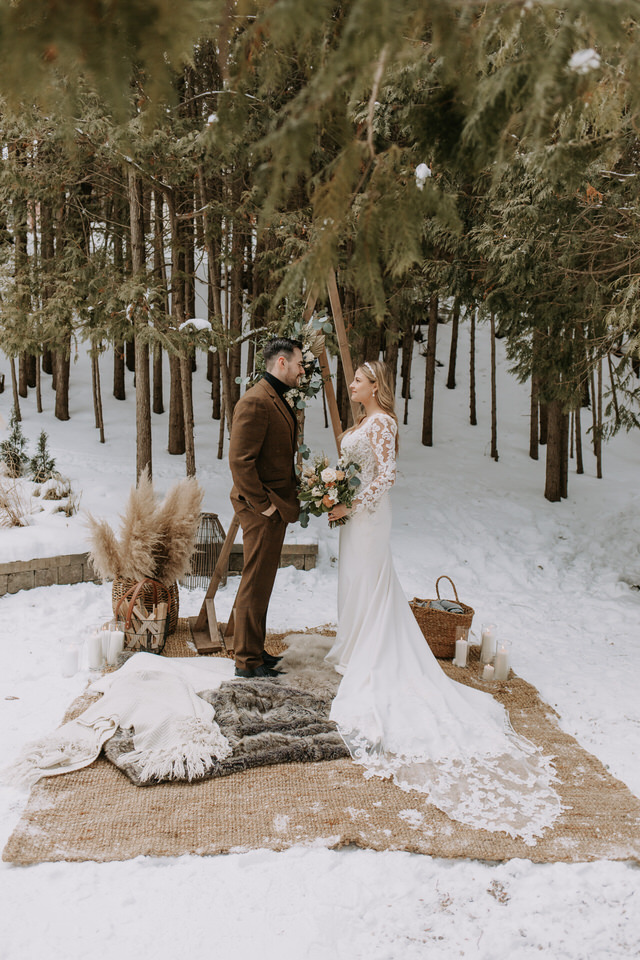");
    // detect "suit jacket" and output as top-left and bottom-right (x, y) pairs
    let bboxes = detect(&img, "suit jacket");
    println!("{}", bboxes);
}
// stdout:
(229, 377), (300, 523)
